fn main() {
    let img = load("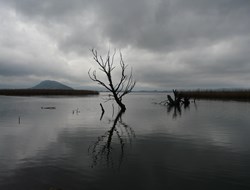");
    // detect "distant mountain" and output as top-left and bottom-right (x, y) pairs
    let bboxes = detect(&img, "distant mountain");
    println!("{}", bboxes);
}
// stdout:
(31, 80), (73, 90)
